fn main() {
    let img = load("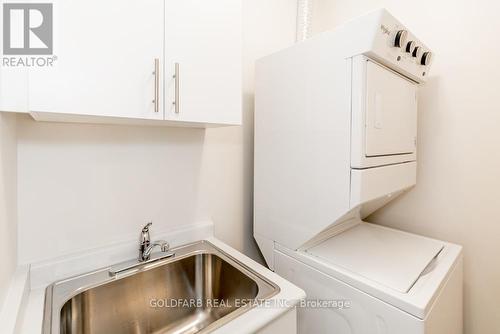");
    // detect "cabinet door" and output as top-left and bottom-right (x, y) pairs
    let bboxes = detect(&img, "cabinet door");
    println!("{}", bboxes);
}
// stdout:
(29, 0), (164, 120)
(164, 0), (242, 125)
